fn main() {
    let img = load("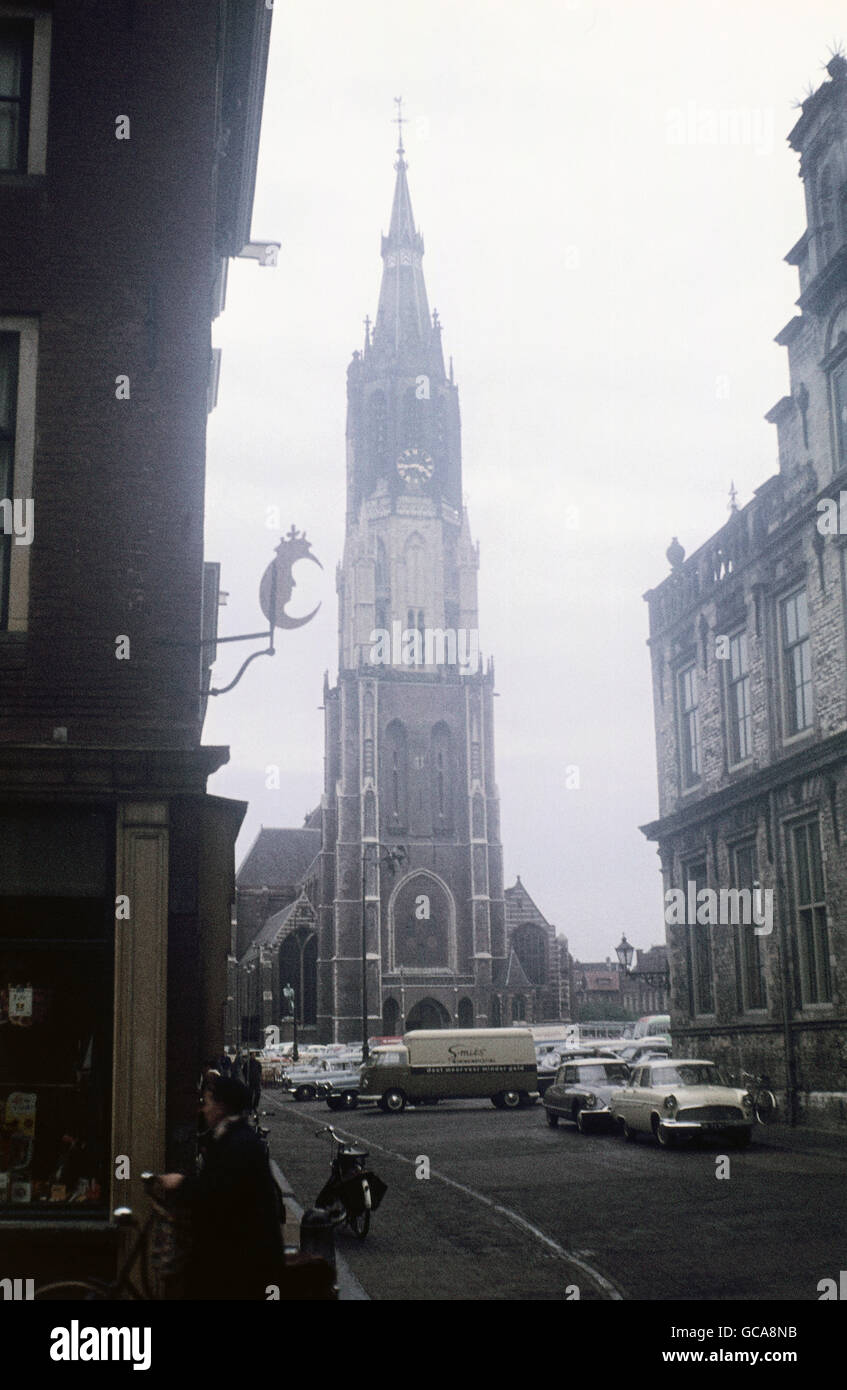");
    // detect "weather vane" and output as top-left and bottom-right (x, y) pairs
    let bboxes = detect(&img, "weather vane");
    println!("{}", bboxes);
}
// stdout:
(393, 95), (407, 155)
